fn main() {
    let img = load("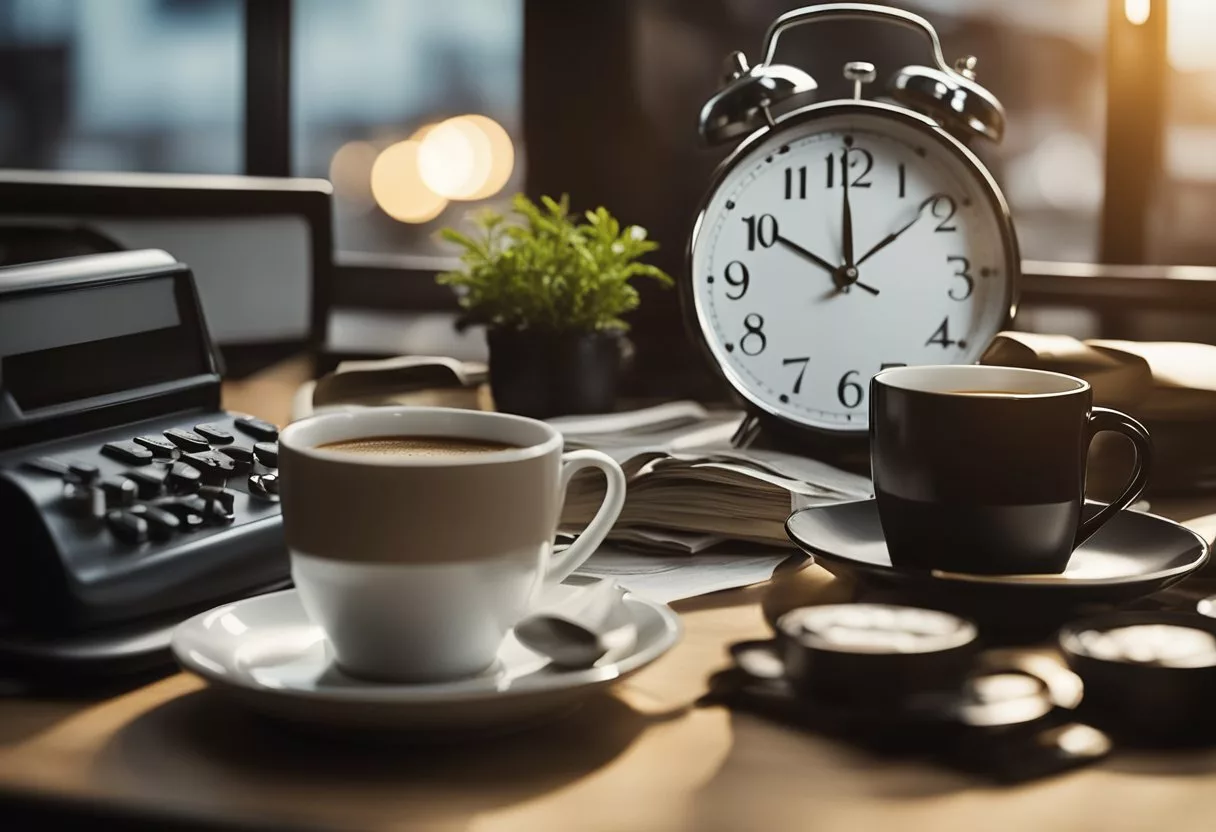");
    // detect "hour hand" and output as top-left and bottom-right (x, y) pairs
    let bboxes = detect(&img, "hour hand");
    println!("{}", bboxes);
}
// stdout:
(774, 235), (836, 275)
